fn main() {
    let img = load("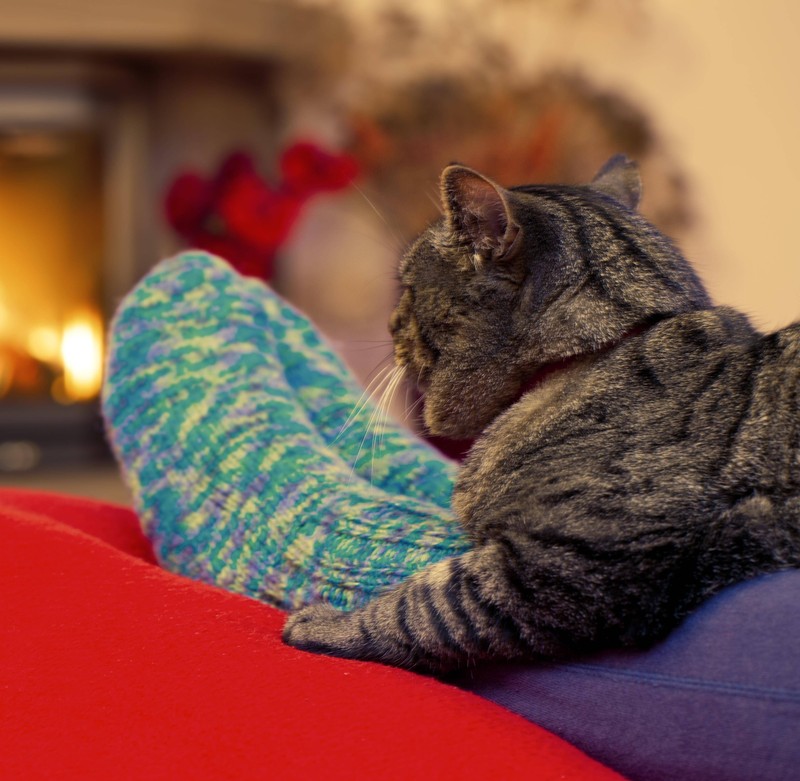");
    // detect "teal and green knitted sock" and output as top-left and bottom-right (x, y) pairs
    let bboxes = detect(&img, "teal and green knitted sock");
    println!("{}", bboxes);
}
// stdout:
(238, 270), (456, 510)
(102, 252), (470, 611)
